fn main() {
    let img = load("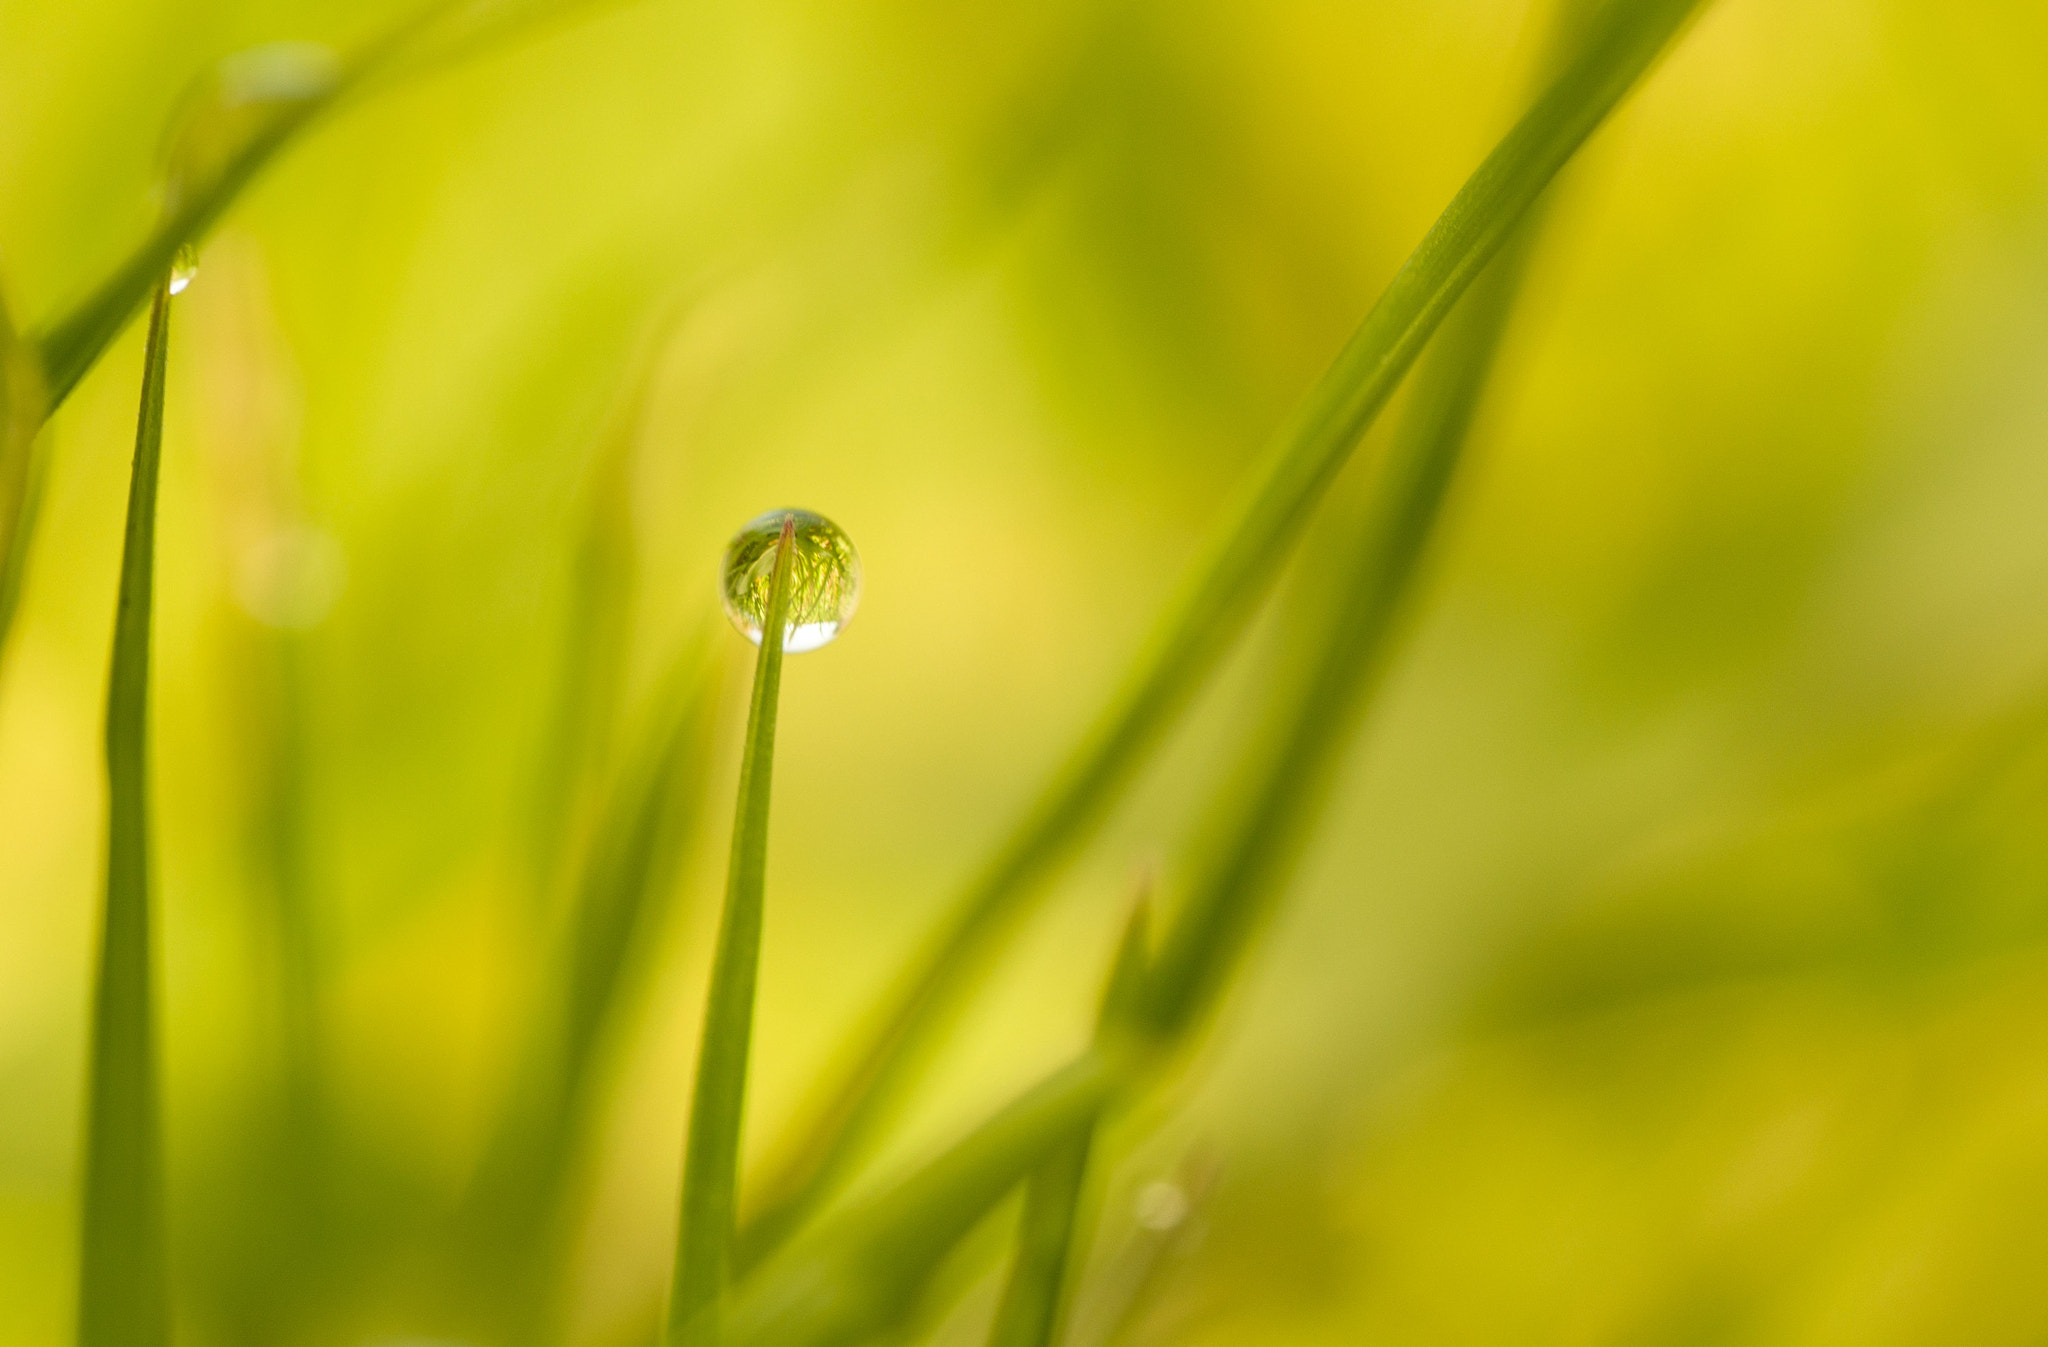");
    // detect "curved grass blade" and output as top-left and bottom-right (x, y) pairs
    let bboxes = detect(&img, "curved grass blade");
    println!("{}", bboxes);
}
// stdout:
(28, 0), (645, 417)
(6, 0), (662, 675)
(0, 296), (45, 671)
(666, 516), (797, 1347)
(986, 898), (1150, 1347)
(77, 279), (174, 1347)
(738, 0), (1710, 1263)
